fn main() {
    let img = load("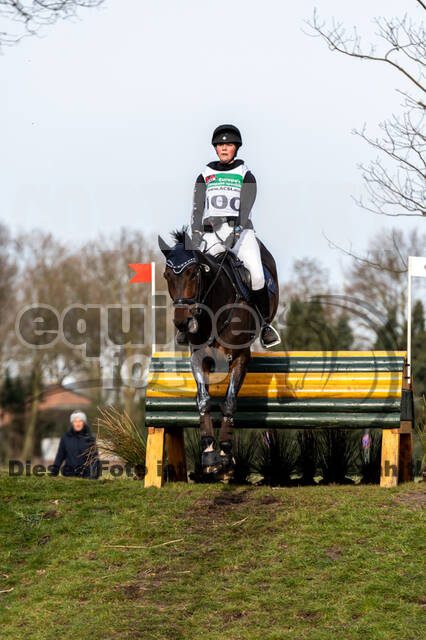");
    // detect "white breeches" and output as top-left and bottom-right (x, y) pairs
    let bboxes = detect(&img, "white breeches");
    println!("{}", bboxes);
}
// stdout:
(201, 223), (265, 291)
